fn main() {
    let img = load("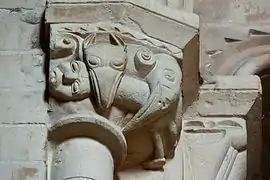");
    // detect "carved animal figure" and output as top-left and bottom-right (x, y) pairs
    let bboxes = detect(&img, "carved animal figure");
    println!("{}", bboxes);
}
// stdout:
(83, 32), (127, 110)
(122, 46), (182, 169)
(82, 32), (182, 169)
(49, 33), (89, 101)
(49, 31), (182, 170)
(122, 47), (181, 132)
